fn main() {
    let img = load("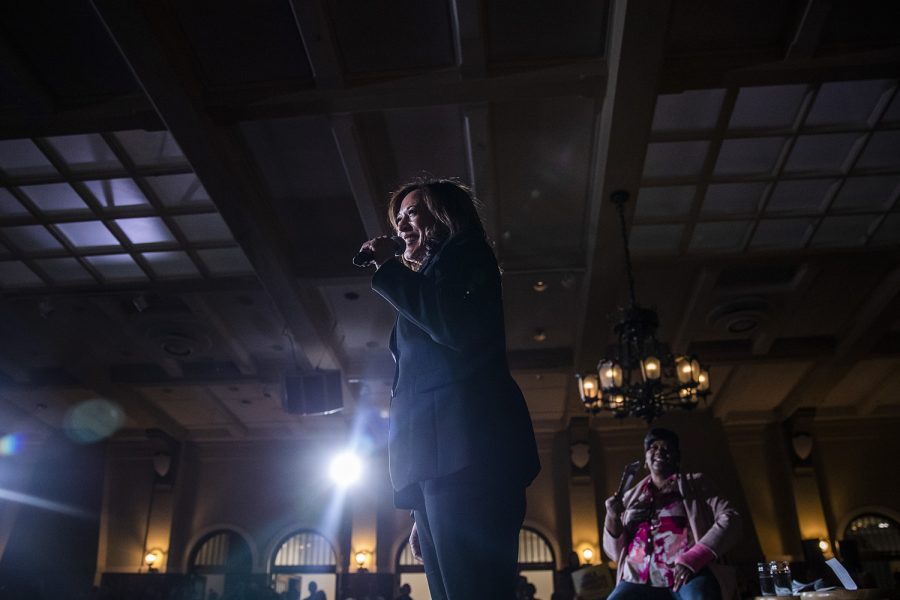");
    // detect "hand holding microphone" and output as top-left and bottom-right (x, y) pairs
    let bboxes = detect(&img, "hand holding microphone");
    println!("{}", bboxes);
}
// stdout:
(354, 235), (406, 267)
